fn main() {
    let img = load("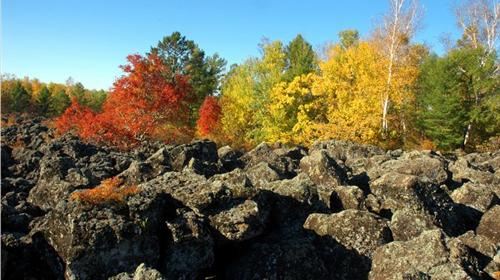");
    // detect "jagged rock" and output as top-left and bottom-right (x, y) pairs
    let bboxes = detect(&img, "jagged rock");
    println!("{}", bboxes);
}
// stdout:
(451, 182), (498, 212)
(368, 151), (449, 185)
(476, 205), (500, 244)
(209, 199), (269, 241)
(370, 172), (422, 211)
(304, 210), (392, 256)
(27, 154), (84, 211)
(311, 139), (385, 162)
(370, 171), (479, 236)
(169, 140), (218, 172)
(449, 156), (500, 186)
(31, 189), (171, 280)
(484, 253), (500, 280)
(241, 142), (299, 178)
(261, 173), (319, 206)
(330, 185), (366, 212)
(108, 263), (165, 280)
(390, 208), (437, 241)
(369, 230), (450, 280)
(217, 145), (243, 172)
(185, 157), (219, 177)
(2, 120), (500, 280)
(163, 209), (214, 279)
(245, 161), (281, 188)
(299, 149), (345, 188)
(453, 231), (498, 260)
(208, 168), (257, 199)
